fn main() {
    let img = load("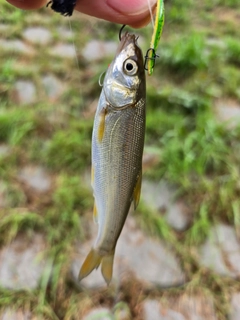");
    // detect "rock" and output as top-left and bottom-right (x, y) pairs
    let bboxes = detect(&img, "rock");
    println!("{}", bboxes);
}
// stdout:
(115, 217), (185, 287)
(82, 40), (118, 61)
(143, 294), (217, 320)
(1, 309), (31, 320)
(13, 80), (36, 104)
(72, 217), (185, 289)
(57, 27), (73, 40)
(143, 299), (185, 320)
(0, 24), (10, 32)
(42, 74), (64, 100)
(141, 179), (190, 231)
(0, 234), (46, 290)
(50, 43), (76, 58)
(199, 224), (240, 278)
(215, 99), (240, 129)
(173, 294), (217, 320)
(229, 292), (240, 320)
(23, 27), (52, 45)
(206, 38), (226, 49)
(0, 40), (34, 55)
(114, 302), (131, 320)
(83, 308), (113, 320)
(18, 166), (52, 192)
(0, 144), (10, 157)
